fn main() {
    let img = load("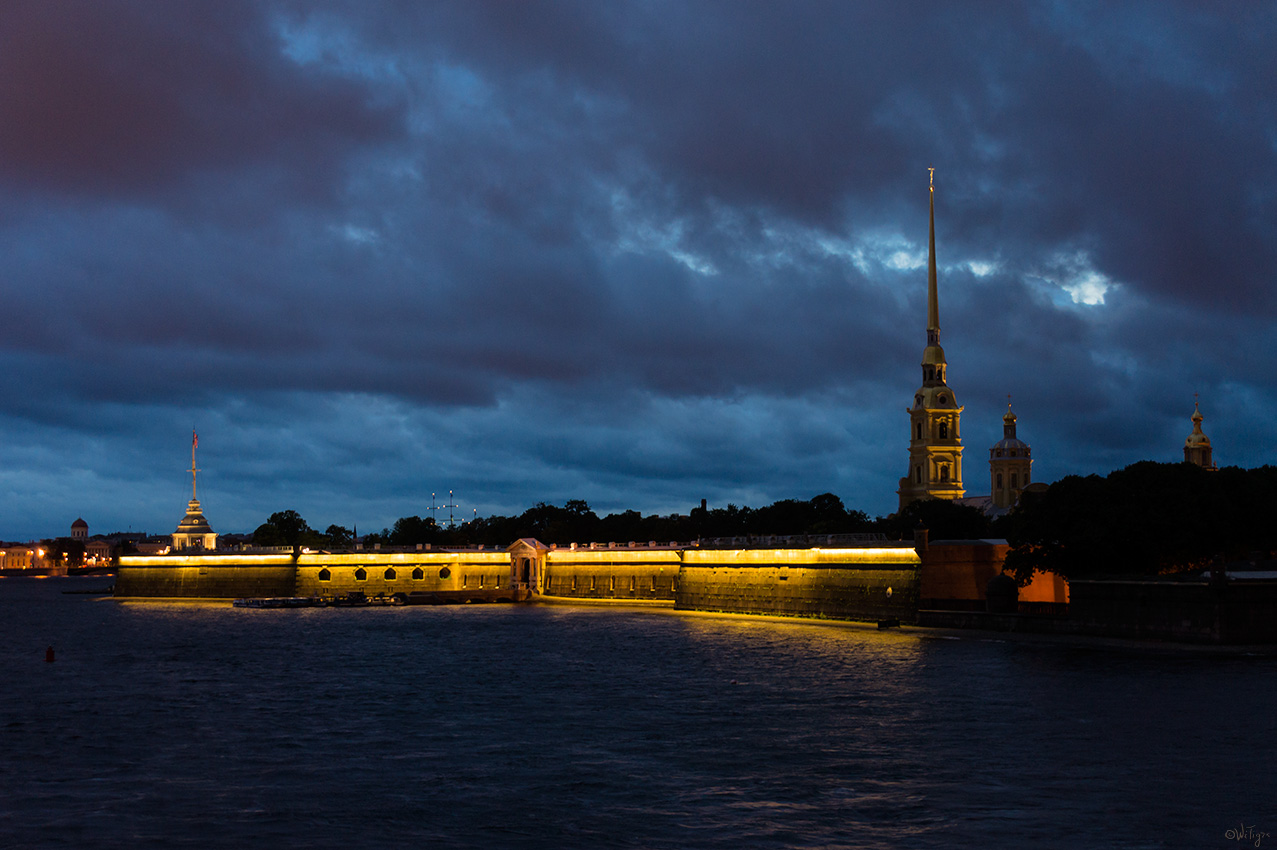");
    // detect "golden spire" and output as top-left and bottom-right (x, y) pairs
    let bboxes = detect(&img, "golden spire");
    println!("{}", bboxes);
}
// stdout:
(927, 167), (939, 336)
